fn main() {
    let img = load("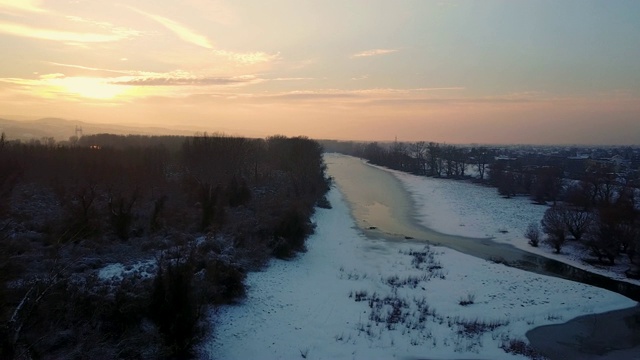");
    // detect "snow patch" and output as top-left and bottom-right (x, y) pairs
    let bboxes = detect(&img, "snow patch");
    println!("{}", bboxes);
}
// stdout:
(97, 260), (156, 281)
